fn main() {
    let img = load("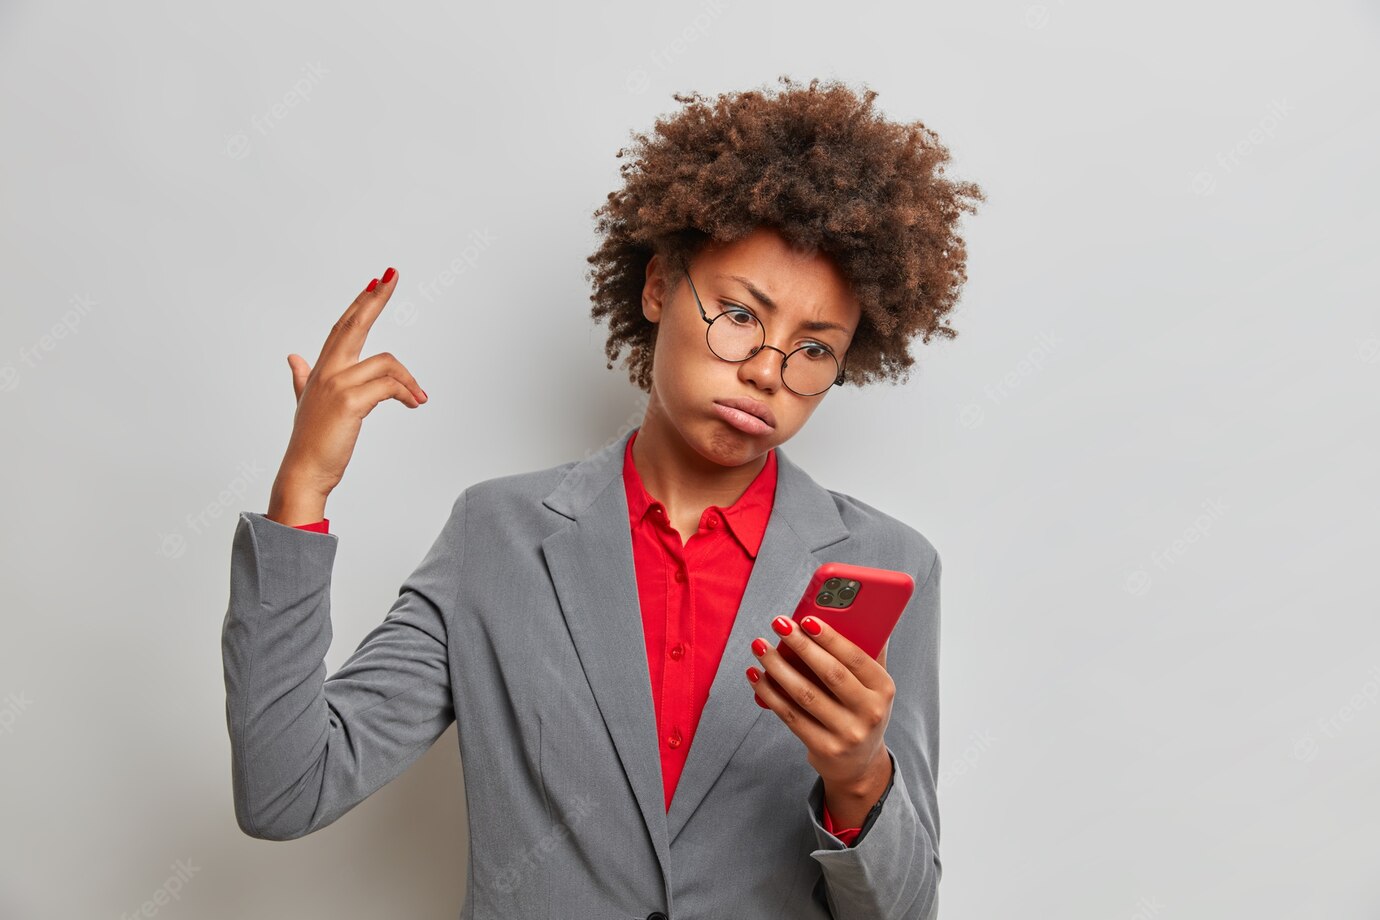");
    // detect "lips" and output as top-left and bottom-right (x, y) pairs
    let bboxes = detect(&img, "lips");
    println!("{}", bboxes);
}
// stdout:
(714, 397), (776, 429)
